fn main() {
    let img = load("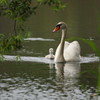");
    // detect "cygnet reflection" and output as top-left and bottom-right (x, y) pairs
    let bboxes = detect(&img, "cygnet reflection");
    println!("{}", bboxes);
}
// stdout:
(55, 62), (80, 85)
